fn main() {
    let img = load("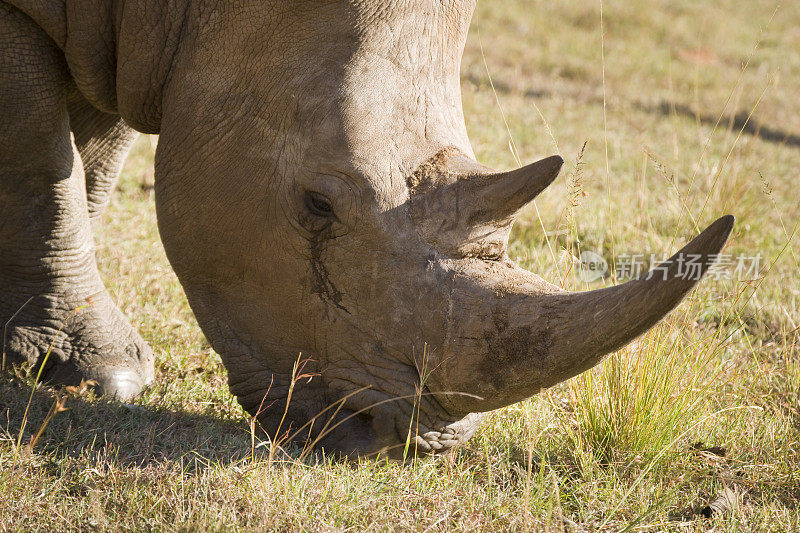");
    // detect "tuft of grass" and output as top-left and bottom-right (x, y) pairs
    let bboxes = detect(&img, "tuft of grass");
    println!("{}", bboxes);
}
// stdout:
(564, 314), (728, 461)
